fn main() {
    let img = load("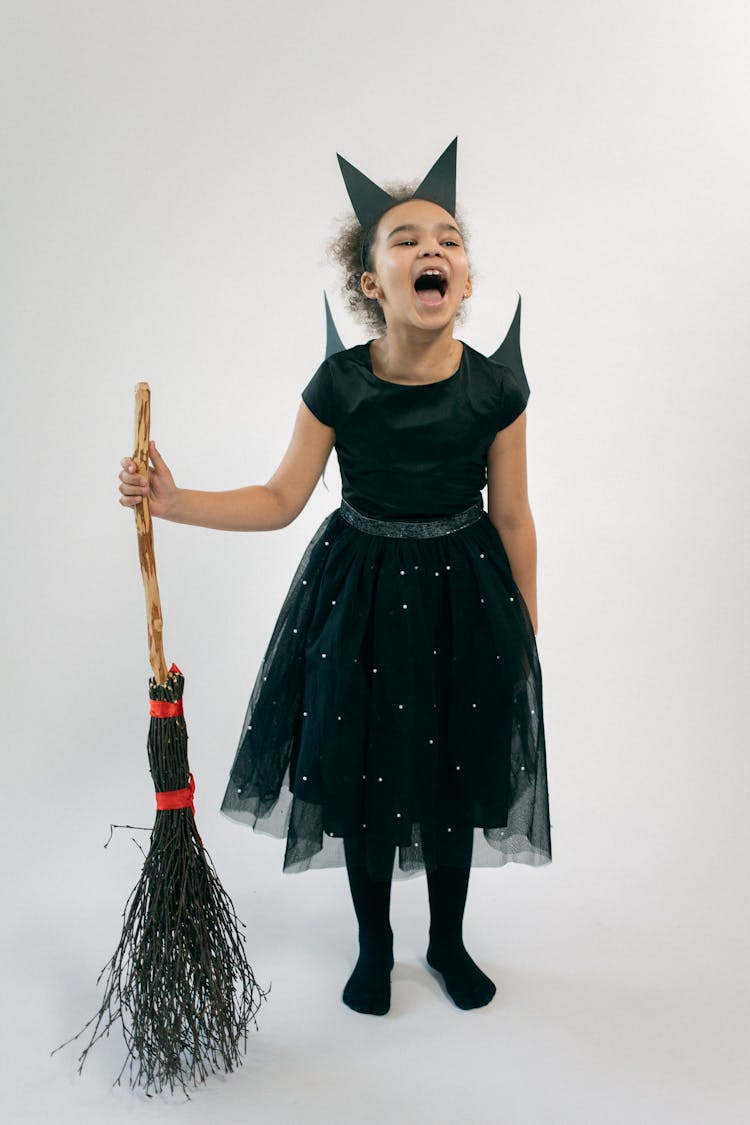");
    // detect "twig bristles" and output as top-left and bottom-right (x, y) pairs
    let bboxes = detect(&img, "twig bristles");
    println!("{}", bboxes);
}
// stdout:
(53, 670), (268, 1095)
